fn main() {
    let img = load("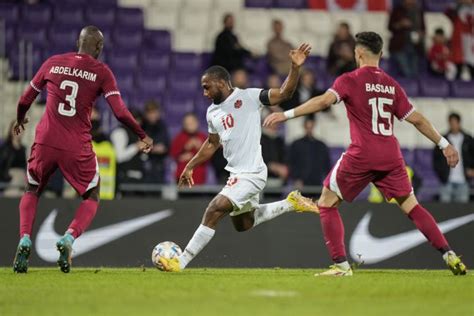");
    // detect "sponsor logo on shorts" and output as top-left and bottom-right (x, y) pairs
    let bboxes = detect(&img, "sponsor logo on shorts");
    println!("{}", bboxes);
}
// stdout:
(226, 177), (238, 187)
